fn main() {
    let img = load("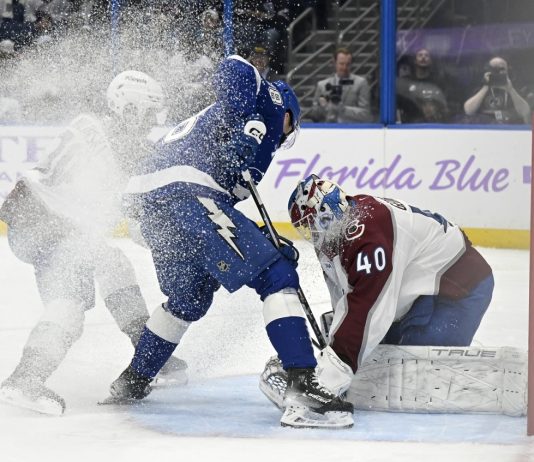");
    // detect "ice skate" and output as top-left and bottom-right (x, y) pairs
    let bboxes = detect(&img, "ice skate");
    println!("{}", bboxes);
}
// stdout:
(0, 374), (65, 416)
(100, 365), (152, 405)
(281, 368), (354, 429)
(153, 356), (188, 387)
